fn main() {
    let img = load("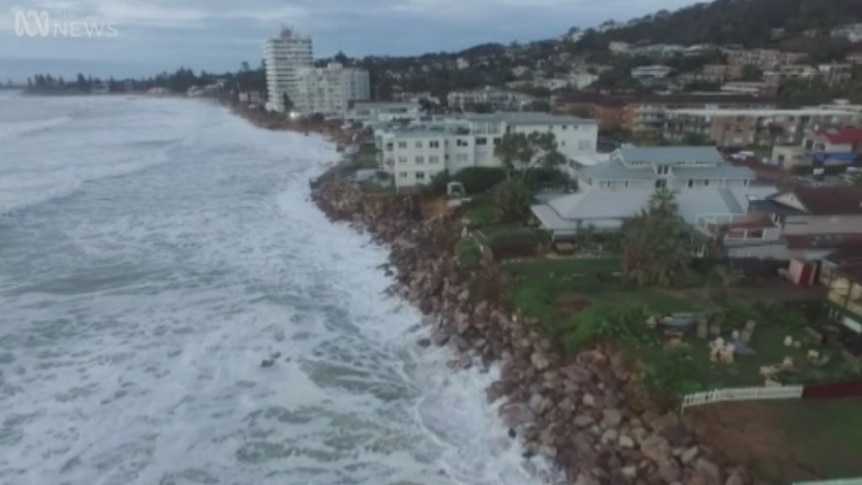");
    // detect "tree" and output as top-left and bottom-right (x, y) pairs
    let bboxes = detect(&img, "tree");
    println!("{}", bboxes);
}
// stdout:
(282, 93), (294, 112)
(706, 265), (744, 307)
(492, 178), (532, 223)
(740, 65), (763, 82)
(494, 132), (533, 178)
(621, 189), (691, 287)
(767, 123), (786, 149)
(683, 133), (712, 146)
